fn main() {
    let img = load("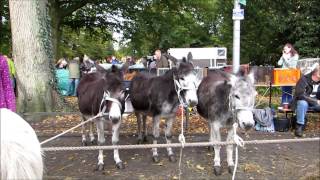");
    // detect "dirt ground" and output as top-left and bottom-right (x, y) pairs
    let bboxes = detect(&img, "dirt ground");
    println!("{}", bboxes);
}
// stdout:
(29, 113), (320, 180)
